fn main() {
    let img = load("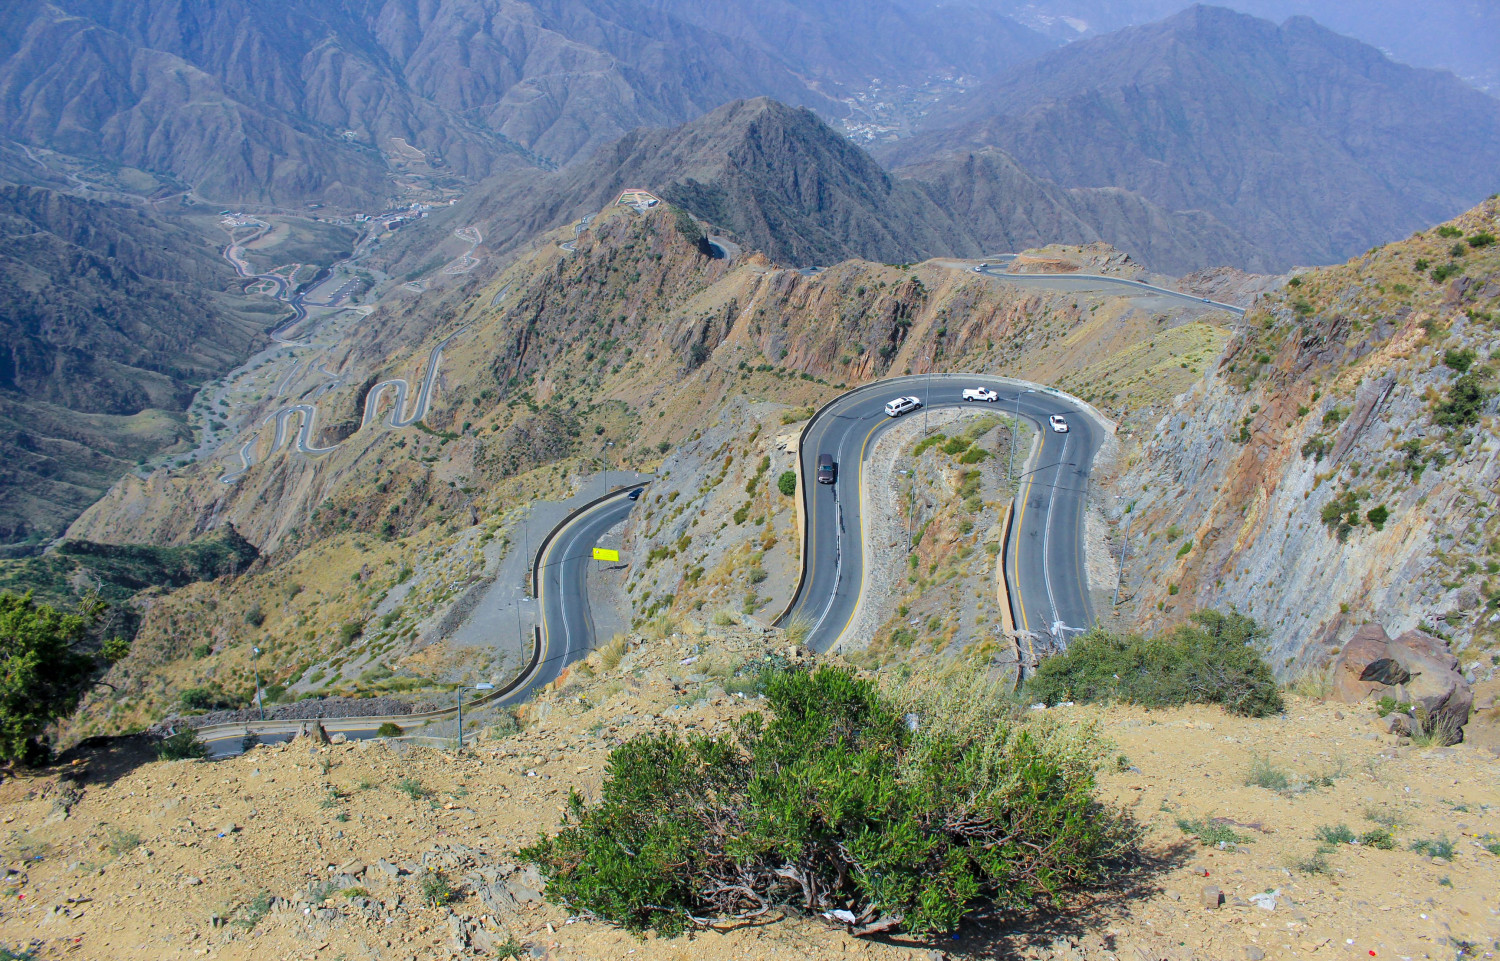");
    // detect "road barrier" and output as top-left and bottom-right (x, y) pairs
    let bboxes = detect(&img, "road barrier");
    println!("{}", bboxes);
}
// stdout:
(529, 482), (650, 597)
